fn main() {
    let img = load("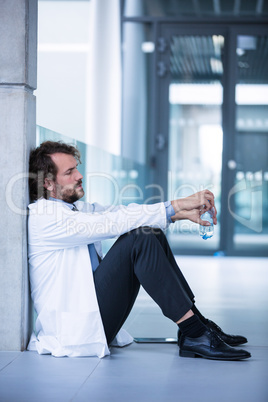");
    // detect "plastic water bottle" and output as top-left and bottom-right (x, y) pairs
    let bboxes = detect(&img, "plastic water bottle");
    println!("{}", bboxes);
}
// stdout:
(199, 209), (214, 240)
